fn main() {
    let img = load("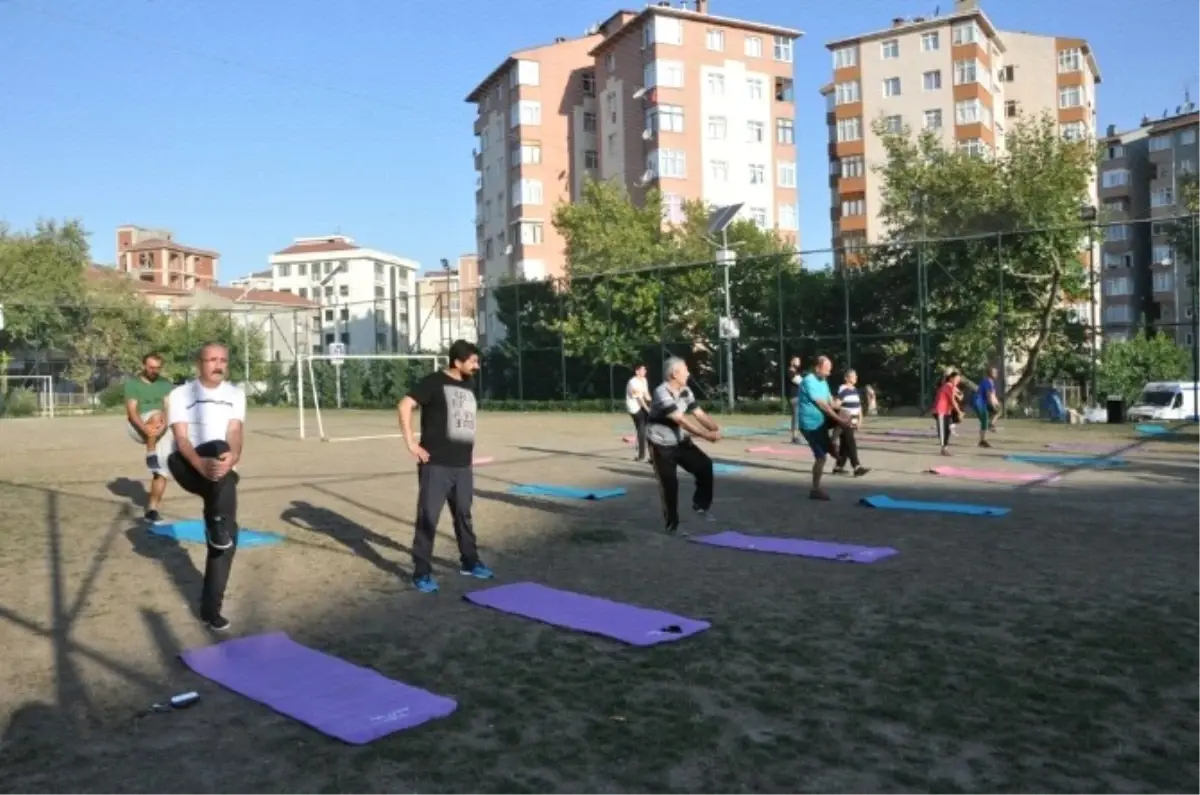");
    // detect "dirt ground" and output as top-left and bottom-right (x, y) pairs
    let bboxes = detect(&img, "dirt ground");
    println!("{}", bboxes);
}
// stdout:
(0, 409), (1196, 793)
